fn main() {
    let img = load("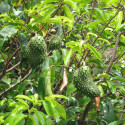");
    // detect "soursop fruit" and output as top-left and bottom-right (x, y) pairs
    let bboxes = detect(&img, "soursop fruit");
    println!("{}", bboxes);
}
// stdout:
(73, 66), (100, 98)
(25, 35), (46, 69)
(49, 35), (61, 50)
